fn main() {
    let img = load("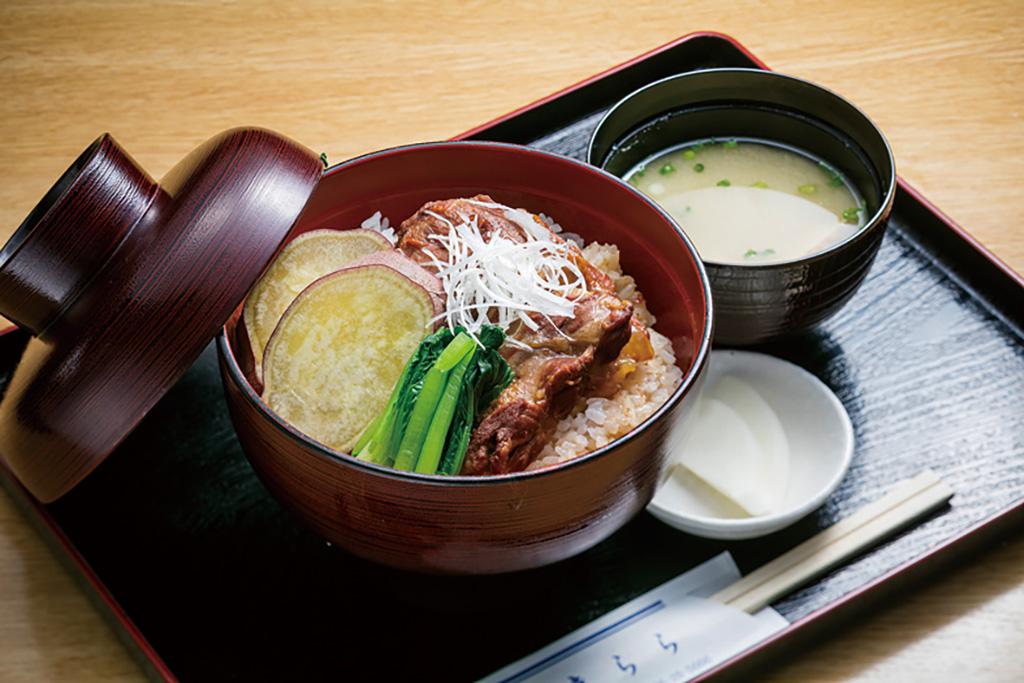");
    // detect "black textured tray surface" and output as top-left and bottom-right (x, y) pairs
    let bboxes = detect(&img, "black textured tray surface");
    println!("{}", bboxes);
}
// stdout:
(2, 34), (1022, 682)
